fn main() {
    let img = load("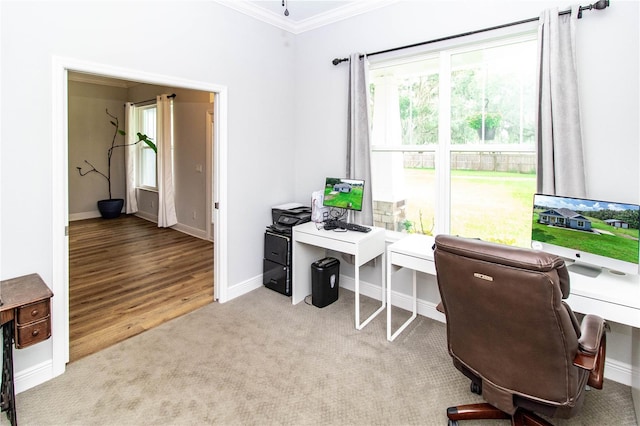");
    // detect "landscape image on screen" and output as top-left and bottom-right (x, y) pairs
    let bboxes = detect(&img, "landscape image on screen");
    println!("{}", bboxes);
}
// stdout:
(532, 194), (640, 264)
(323, 178), (364, 211)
